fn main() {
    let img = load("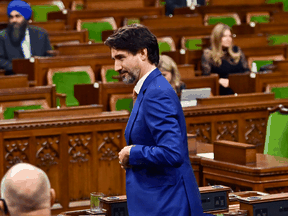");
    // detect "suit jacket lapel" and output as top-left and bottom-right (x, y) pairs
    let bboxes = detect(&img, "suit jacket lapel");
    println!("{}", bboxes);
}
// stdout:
(124, 68), (162, 145)
(28, 27), (35, 56)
